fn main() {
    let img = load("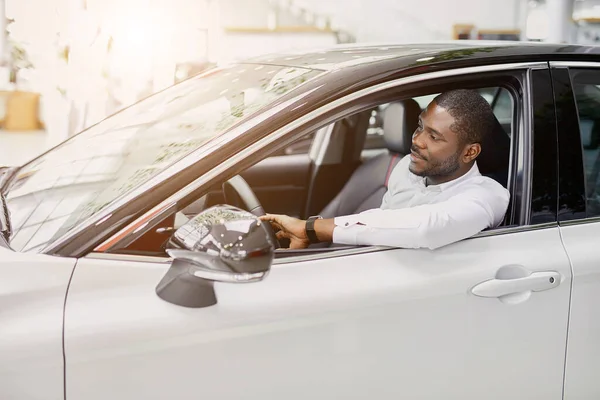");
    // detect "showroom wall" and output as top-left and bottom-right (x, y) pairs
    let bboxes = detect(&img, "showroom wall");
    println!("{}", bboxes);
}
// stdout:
(0, 0), (571, 165)
(285, 0), (526, 43)
(222, 0), (526, 44)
